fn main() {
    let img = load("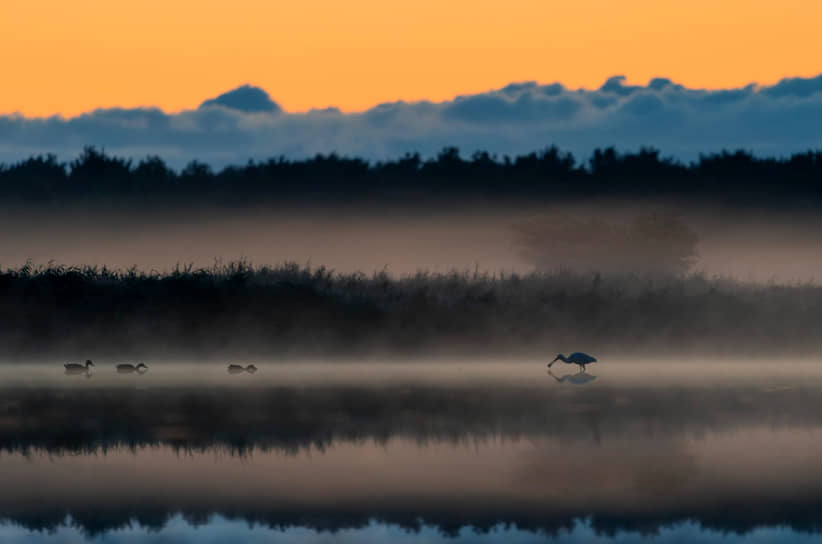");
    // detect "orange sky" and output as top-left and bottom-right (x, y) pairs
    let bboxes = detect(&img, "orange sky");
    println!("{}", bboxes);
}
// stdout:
(1, 0), (820, 117)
